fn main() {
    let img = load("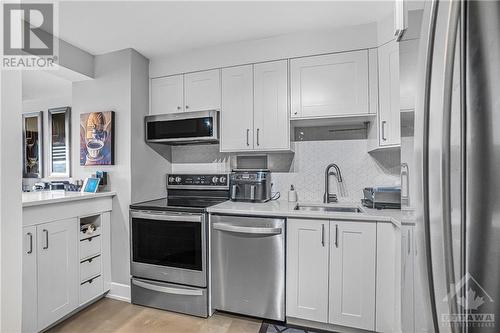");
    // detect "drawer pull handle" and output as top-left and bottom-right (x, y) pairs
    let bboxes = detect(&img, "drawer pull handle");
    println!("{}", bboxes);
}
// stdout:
(43, 229), (49, 249)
